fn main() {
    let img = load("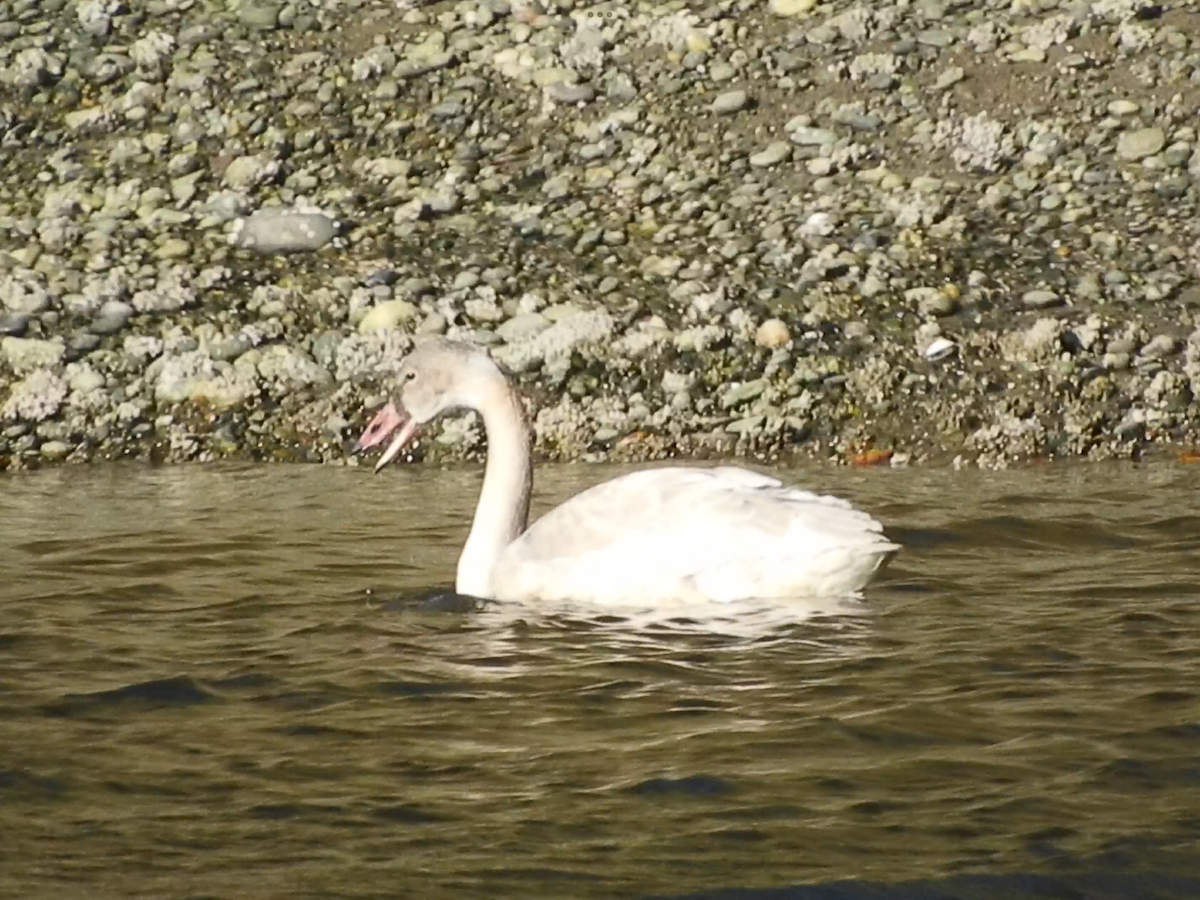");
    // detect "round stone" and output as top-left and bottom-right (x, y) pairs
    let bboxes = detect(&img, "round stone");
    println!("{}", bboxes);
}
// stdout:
(1116, 128), (1166, 161)
(769, 0), (817, 16)
(39, 440), (70, 460)
(358, 300), (419, 333)
(712, 90), (749, 114)
(750, 142), (792, 168)
(755, 318), (791, 349)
